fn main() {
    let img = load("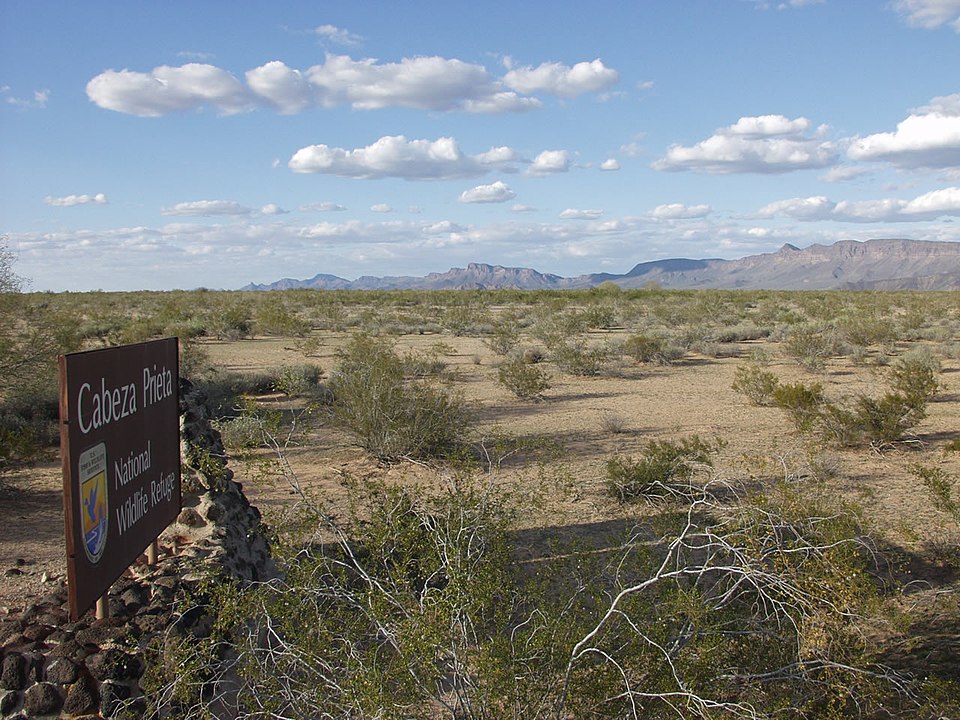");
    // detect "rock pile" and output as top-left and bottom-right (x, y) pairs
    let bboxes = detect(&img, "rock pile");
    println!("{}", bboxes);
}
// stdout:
(0, 379), (275, 718)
